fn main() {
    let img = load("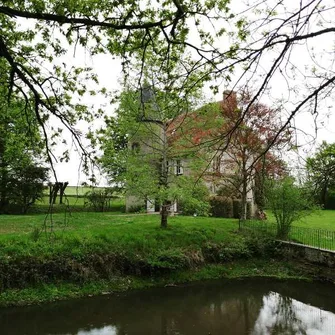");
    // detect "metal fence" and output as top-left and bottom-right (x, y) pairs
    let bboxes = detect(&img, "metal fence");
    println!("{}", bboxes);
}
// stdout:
(240, 220), (335, 251)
